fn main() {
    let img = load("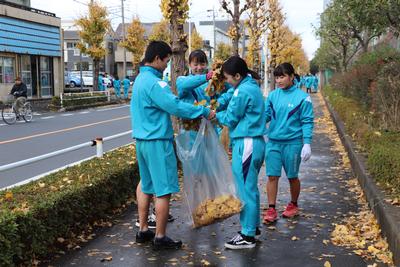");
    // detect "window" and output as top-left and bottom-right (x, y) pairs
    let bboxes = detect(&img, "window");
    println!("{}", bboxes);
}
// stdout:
(73, 48), (81, 56)
(20, 55), (32, 97)
(0, 56), (15, 84)
(66, 42), (76, 49)
(40, 56), (53, 97)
